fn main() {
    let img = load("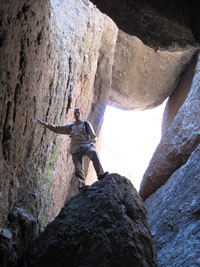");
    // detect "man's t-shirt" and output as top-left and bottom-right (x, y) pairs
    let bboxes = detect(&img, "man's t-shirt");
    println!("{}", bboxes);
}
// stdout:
(45, 120), (96, 153)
